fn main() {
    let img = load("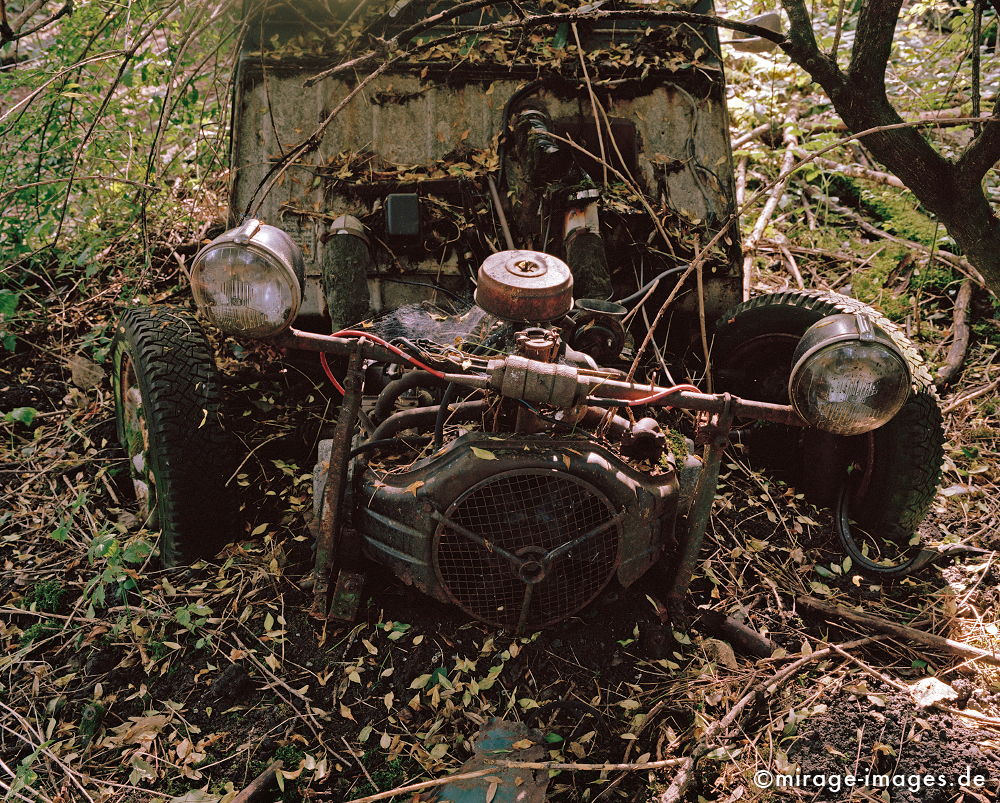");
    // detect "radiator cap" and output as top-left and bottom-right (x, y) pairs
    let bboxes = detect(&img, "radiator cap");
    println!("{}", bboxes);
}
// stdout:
(475, 250), (573, 322)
